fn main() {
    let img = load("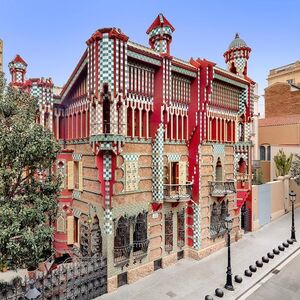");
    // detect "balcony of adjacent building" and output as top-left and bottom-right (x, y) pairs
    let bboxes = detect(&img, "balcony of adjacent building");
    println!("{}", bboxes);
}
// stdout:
(163, 161), (193, 203)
